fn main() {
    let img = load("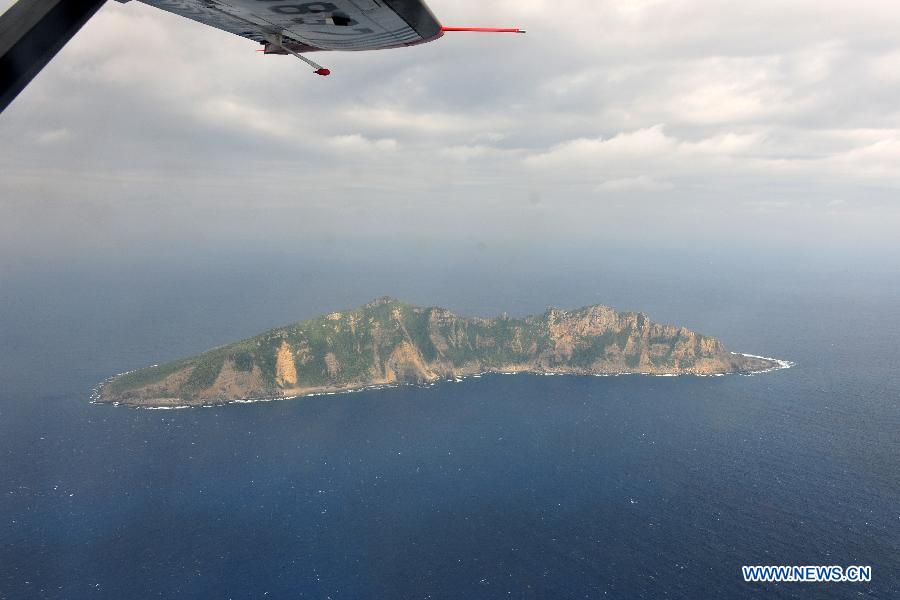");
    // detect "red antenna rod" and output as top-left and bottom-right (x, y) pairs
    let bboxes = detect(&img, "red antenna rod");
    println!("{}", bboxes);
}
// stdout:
(441, 26), (526, 33)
